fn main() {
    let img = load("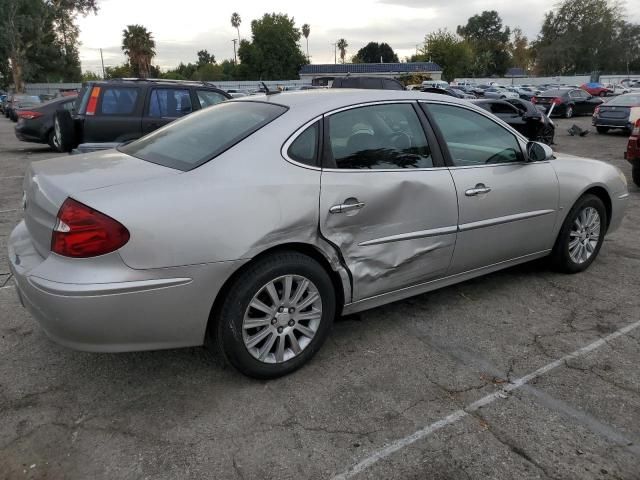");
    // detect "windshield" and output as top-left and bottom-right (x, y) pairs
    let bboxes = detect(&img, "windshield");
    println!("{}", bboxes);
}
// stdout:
(120, 101), (287, 171)
(540, 89), (568, 96)
(607, 94), (640, 106)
